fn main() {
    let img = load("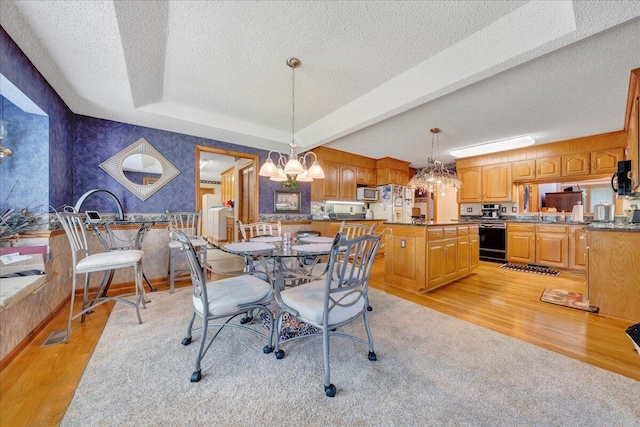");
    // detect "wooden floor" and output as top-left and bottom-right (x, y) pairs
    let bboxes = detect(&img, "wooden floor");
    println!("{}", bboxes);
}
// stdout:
(1, 259), (638, 426)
